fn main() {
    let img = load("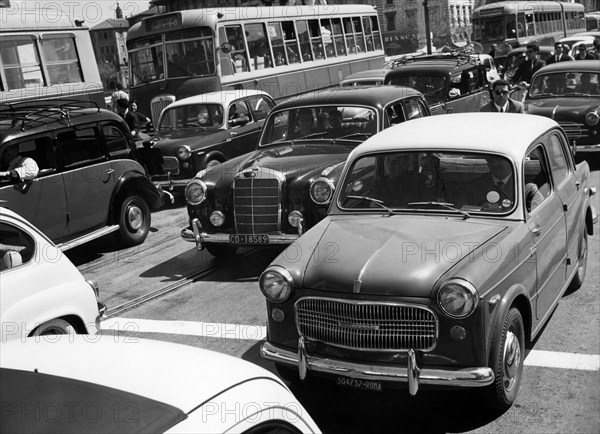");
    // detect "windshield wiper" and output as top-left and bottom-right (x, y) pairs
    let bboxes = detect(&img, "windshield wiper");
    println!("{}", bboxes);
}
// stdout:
(533, 92), (556, 97)
(407, 201), (470, 219)
(295, 131), (328, 140)
(346, 195), (395, 216)
(336, 132), (373, 140)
